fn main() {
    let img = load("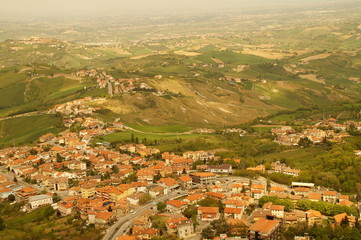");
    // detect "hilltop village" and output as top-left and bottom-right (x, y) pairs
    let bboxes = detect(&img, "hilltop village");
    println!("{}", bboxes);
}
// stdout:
(1, 98), (361, 240)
